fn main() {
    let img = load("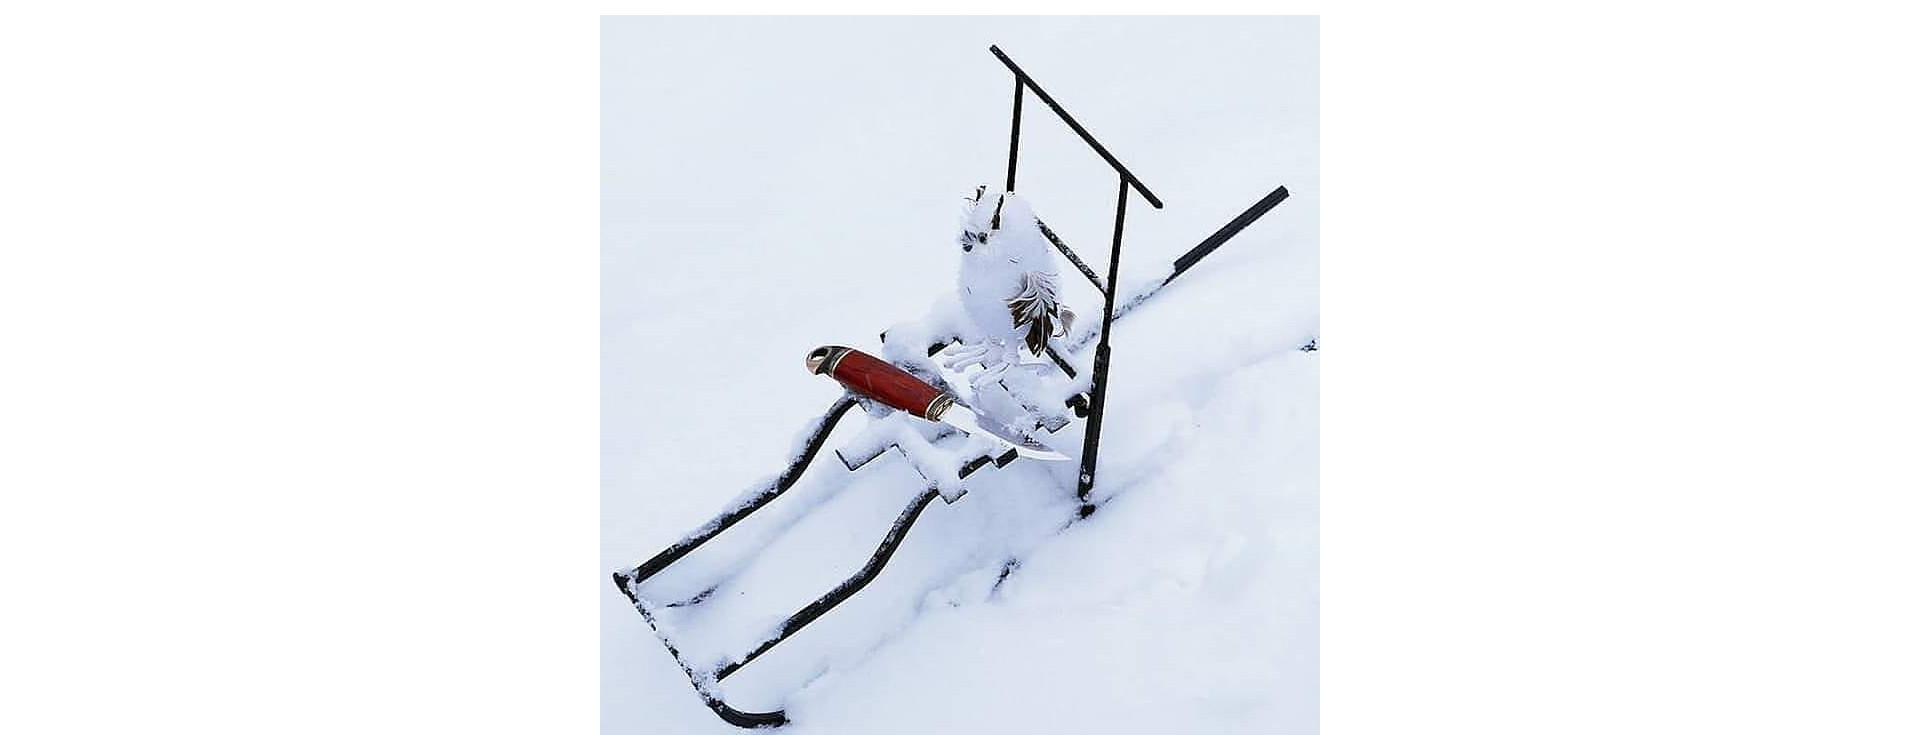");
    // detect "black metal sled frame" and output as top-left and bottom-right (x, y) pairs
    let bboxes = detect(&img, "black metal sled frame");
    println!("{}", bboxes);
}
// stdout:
(612, 45), (1291, 730)
(990, 43), (1162, 509)
(611, 411), (1014, 729)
